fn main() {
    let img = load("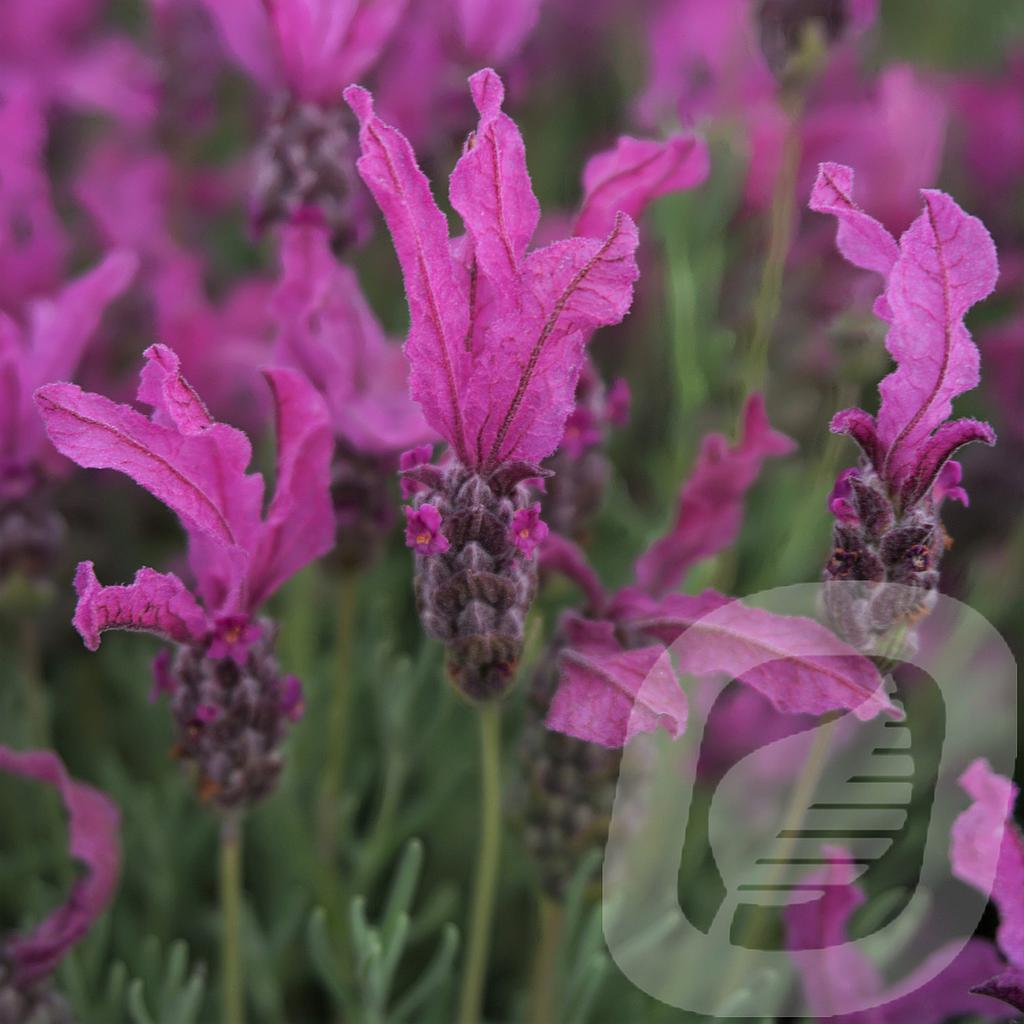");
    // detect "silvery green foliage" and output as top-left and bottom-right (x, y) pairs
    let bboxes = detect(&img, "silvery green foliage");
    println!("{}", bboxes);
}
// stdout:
(307, 840), (458, 1023)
